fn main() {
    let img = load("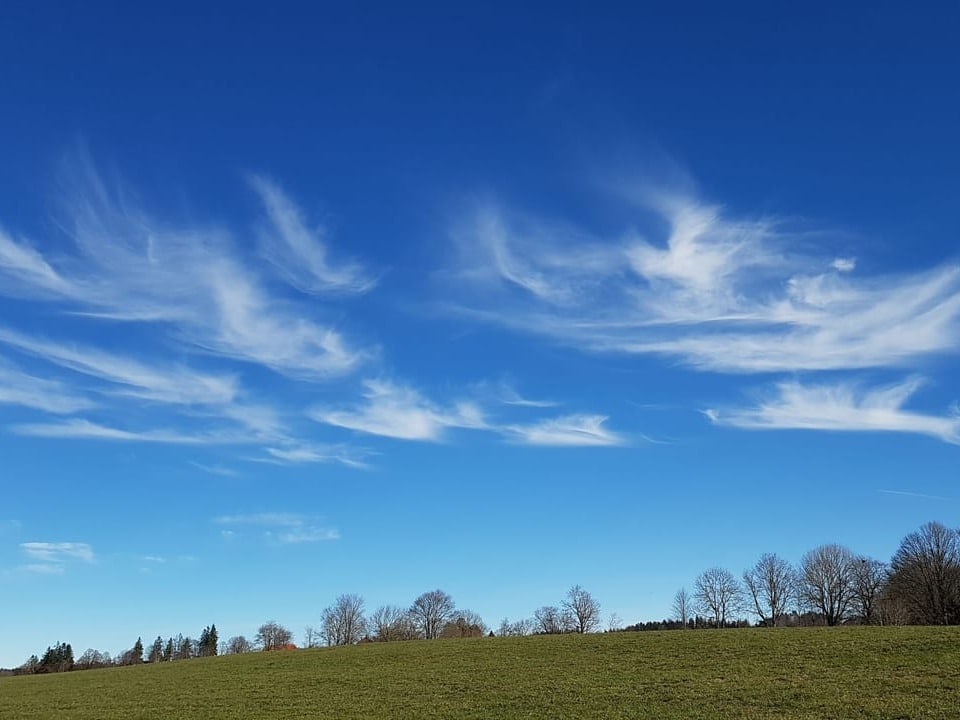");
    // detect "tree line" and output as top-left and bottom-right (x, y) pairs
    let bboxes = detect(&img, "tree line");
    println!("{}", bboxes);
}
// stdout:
(8, 520), (959, 675)
(671, 520), (960, 629)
